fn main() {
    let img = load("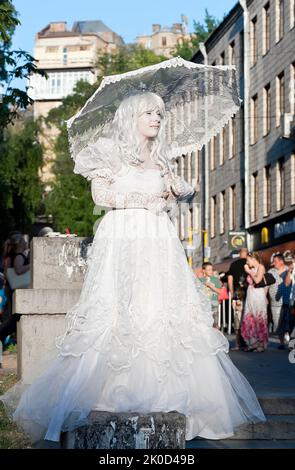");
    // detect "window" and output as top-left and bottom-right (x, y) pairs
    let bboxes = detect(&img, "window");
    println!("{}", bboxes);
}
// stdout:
(276, 158), (285, 210)
(229, 185), (236, 230)
(251, 172), (259, 222)
(262, 2), (270, 54)
(229, 41), (235, 66)
(250, 16), (258, 66)
(210, 196), (217, 238)
(241, 180), (245, 227)
(290, 62), (295, 115)
(229, 116), (237, 158)
(162, 36), (167, 46)
(210, 136), (217, 170)
(291, 0), (295, 29)
(46, 46), (58, 53)
(291, 154), (295, 205)
(63, 47), (68, 65)
(276, 0), (284, 42)
(276, 72), (285, 126)
(239, 31), (244, 76)
(240, 105), (244, 151)
(220, 51), (225, 65)
(192, 150), (200, 187)
(219, 127), (226, 165)
(219, 191), (225, 234)
(263, 83), (271, 135)
(251, 94), (258, 144)
(263, 165), (271, 216)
